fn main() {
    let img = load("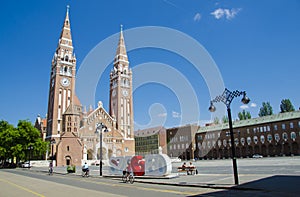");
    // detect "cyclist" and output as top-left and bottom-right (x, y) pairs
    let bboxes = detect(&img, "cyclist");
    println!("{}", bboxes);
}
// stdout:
(82, 162), (89, 176)
(123, 162), (132, 178)
(49, 162), (53, 175)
